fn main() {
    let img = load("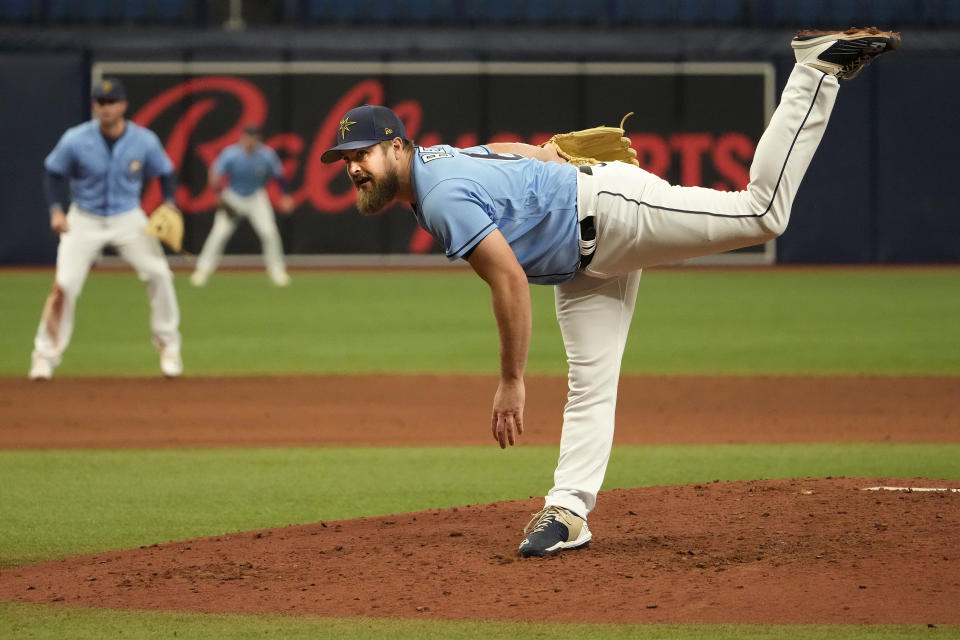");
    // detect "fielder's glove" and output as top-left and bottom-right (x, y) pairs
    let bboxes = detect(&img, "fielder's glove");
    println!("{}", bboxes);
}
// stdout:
(546, 112), (639, 167)
(143, 202), (184, 252)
